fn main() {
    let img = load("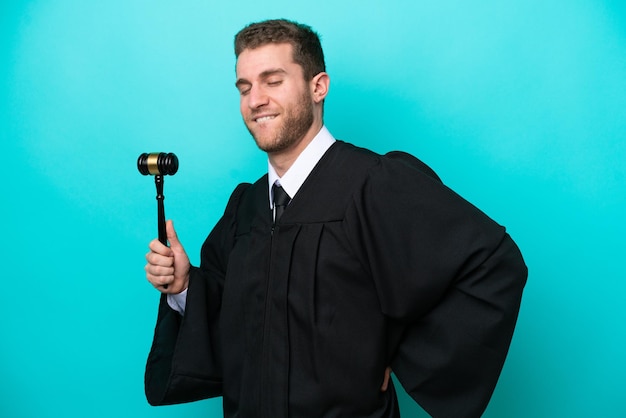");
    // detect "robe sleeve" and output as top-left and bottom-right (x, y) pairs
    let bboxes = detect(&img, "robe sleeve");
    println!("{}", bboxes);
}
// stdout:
(345, 153), (527, 418)
(144, 183), (250, 406)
